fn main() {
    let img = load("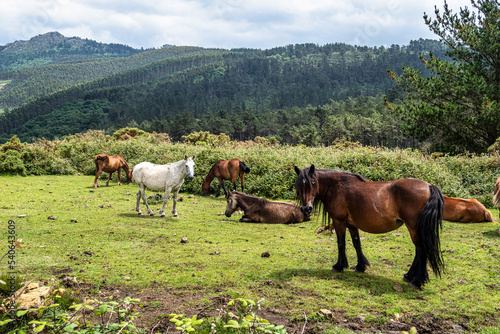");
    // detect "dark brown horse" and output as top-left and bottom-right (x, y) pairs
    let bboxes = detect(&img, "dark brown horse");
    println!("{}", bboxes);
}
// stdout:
(443, 195), (493, 223)
(201, 159), (250, 196)
(294, 165), (445, 288)
(93, 154), (132, 188)
(225, 191), (310, 224)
